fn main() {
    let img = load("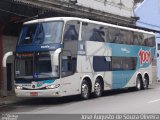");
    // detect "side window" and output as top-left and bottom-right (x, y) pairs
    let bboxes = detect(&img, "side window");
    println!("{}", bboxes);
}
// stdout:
(158, 43), (160, 50)
(62, 56), (72, 77)
(107, 27), (120, 43)
(120, 29), (128, 44)
(139, 33), (144, 45)
(133, 32), (144, 45)
(93, 56), (111, 72)
(144, 34), (155, 47)
(133, 33), (139, 45)
(122, 57), (137, 70)
(128, 31), (134, 45)
(112, 57), (137, 71)
(82, 23), (105, 42)
(63, 21), (79, 41)
(61, 51), (77, 77)
(112, 57), (123, 71)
